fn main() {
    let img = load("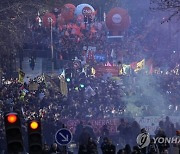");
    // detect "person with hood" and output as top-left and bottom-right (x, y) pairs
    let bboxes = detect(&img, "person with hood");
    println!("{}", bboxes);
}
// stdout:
(49, 143), (61, 154)
(172, 130), (180, 154)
